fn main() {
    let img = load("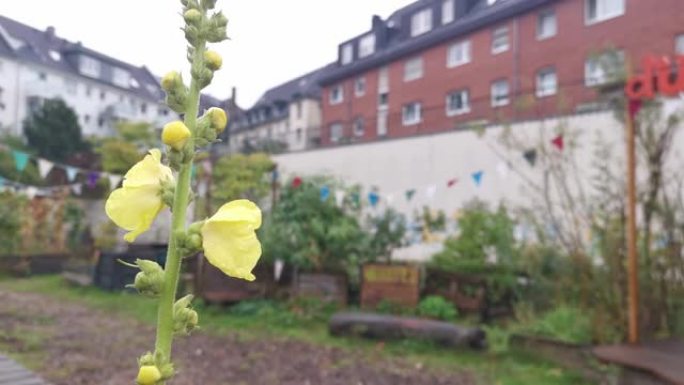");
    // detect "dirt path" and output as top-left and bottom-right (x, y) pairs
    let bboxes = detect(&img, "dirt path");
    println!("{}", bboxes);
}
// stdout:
(0, 290), (474, 385)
